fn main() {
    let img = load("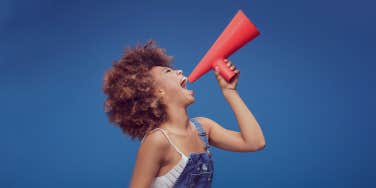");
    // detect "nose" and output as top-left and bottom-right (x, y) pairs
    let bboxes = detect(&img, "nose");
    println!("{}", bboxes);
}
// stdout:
(176, 70), (183, 75)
